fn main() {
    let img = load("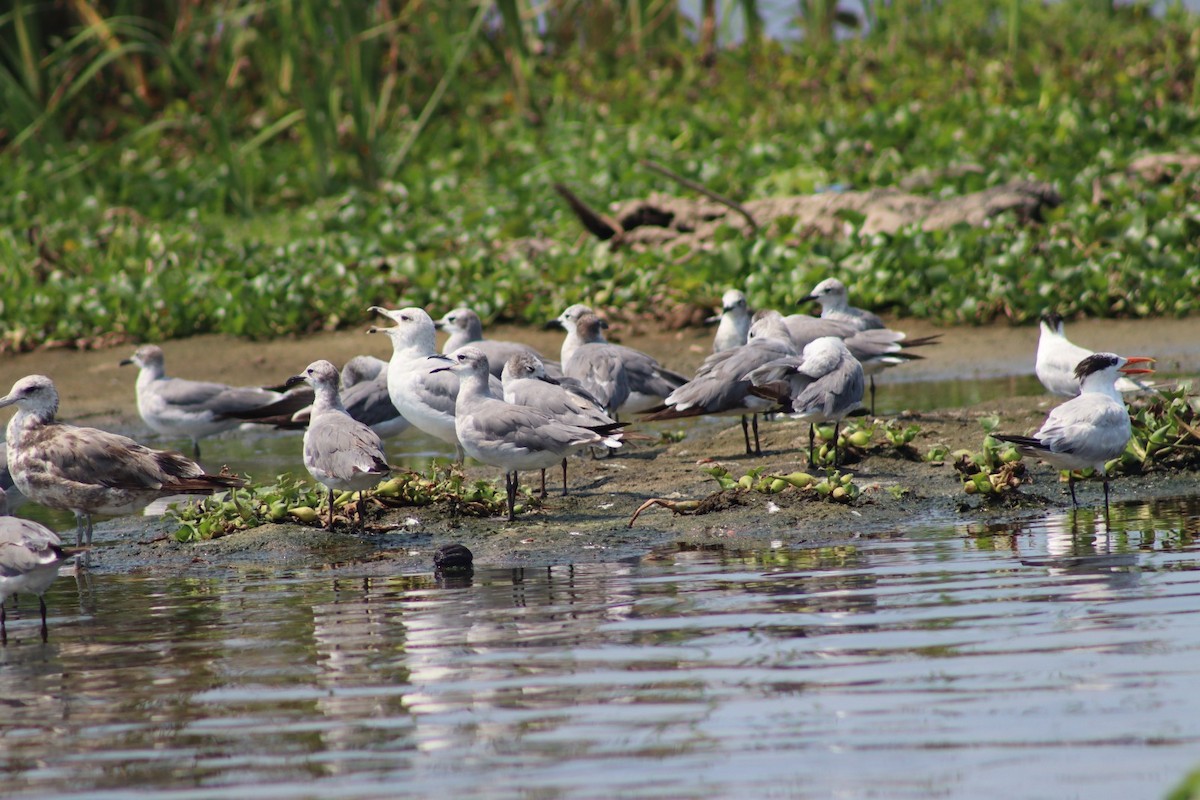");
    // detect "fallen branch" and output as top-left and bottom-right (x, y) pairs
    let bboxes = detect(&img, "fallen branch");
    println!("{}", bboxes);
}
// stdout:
(640, 159), (759, 234)
(553, 183), (623, 242)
